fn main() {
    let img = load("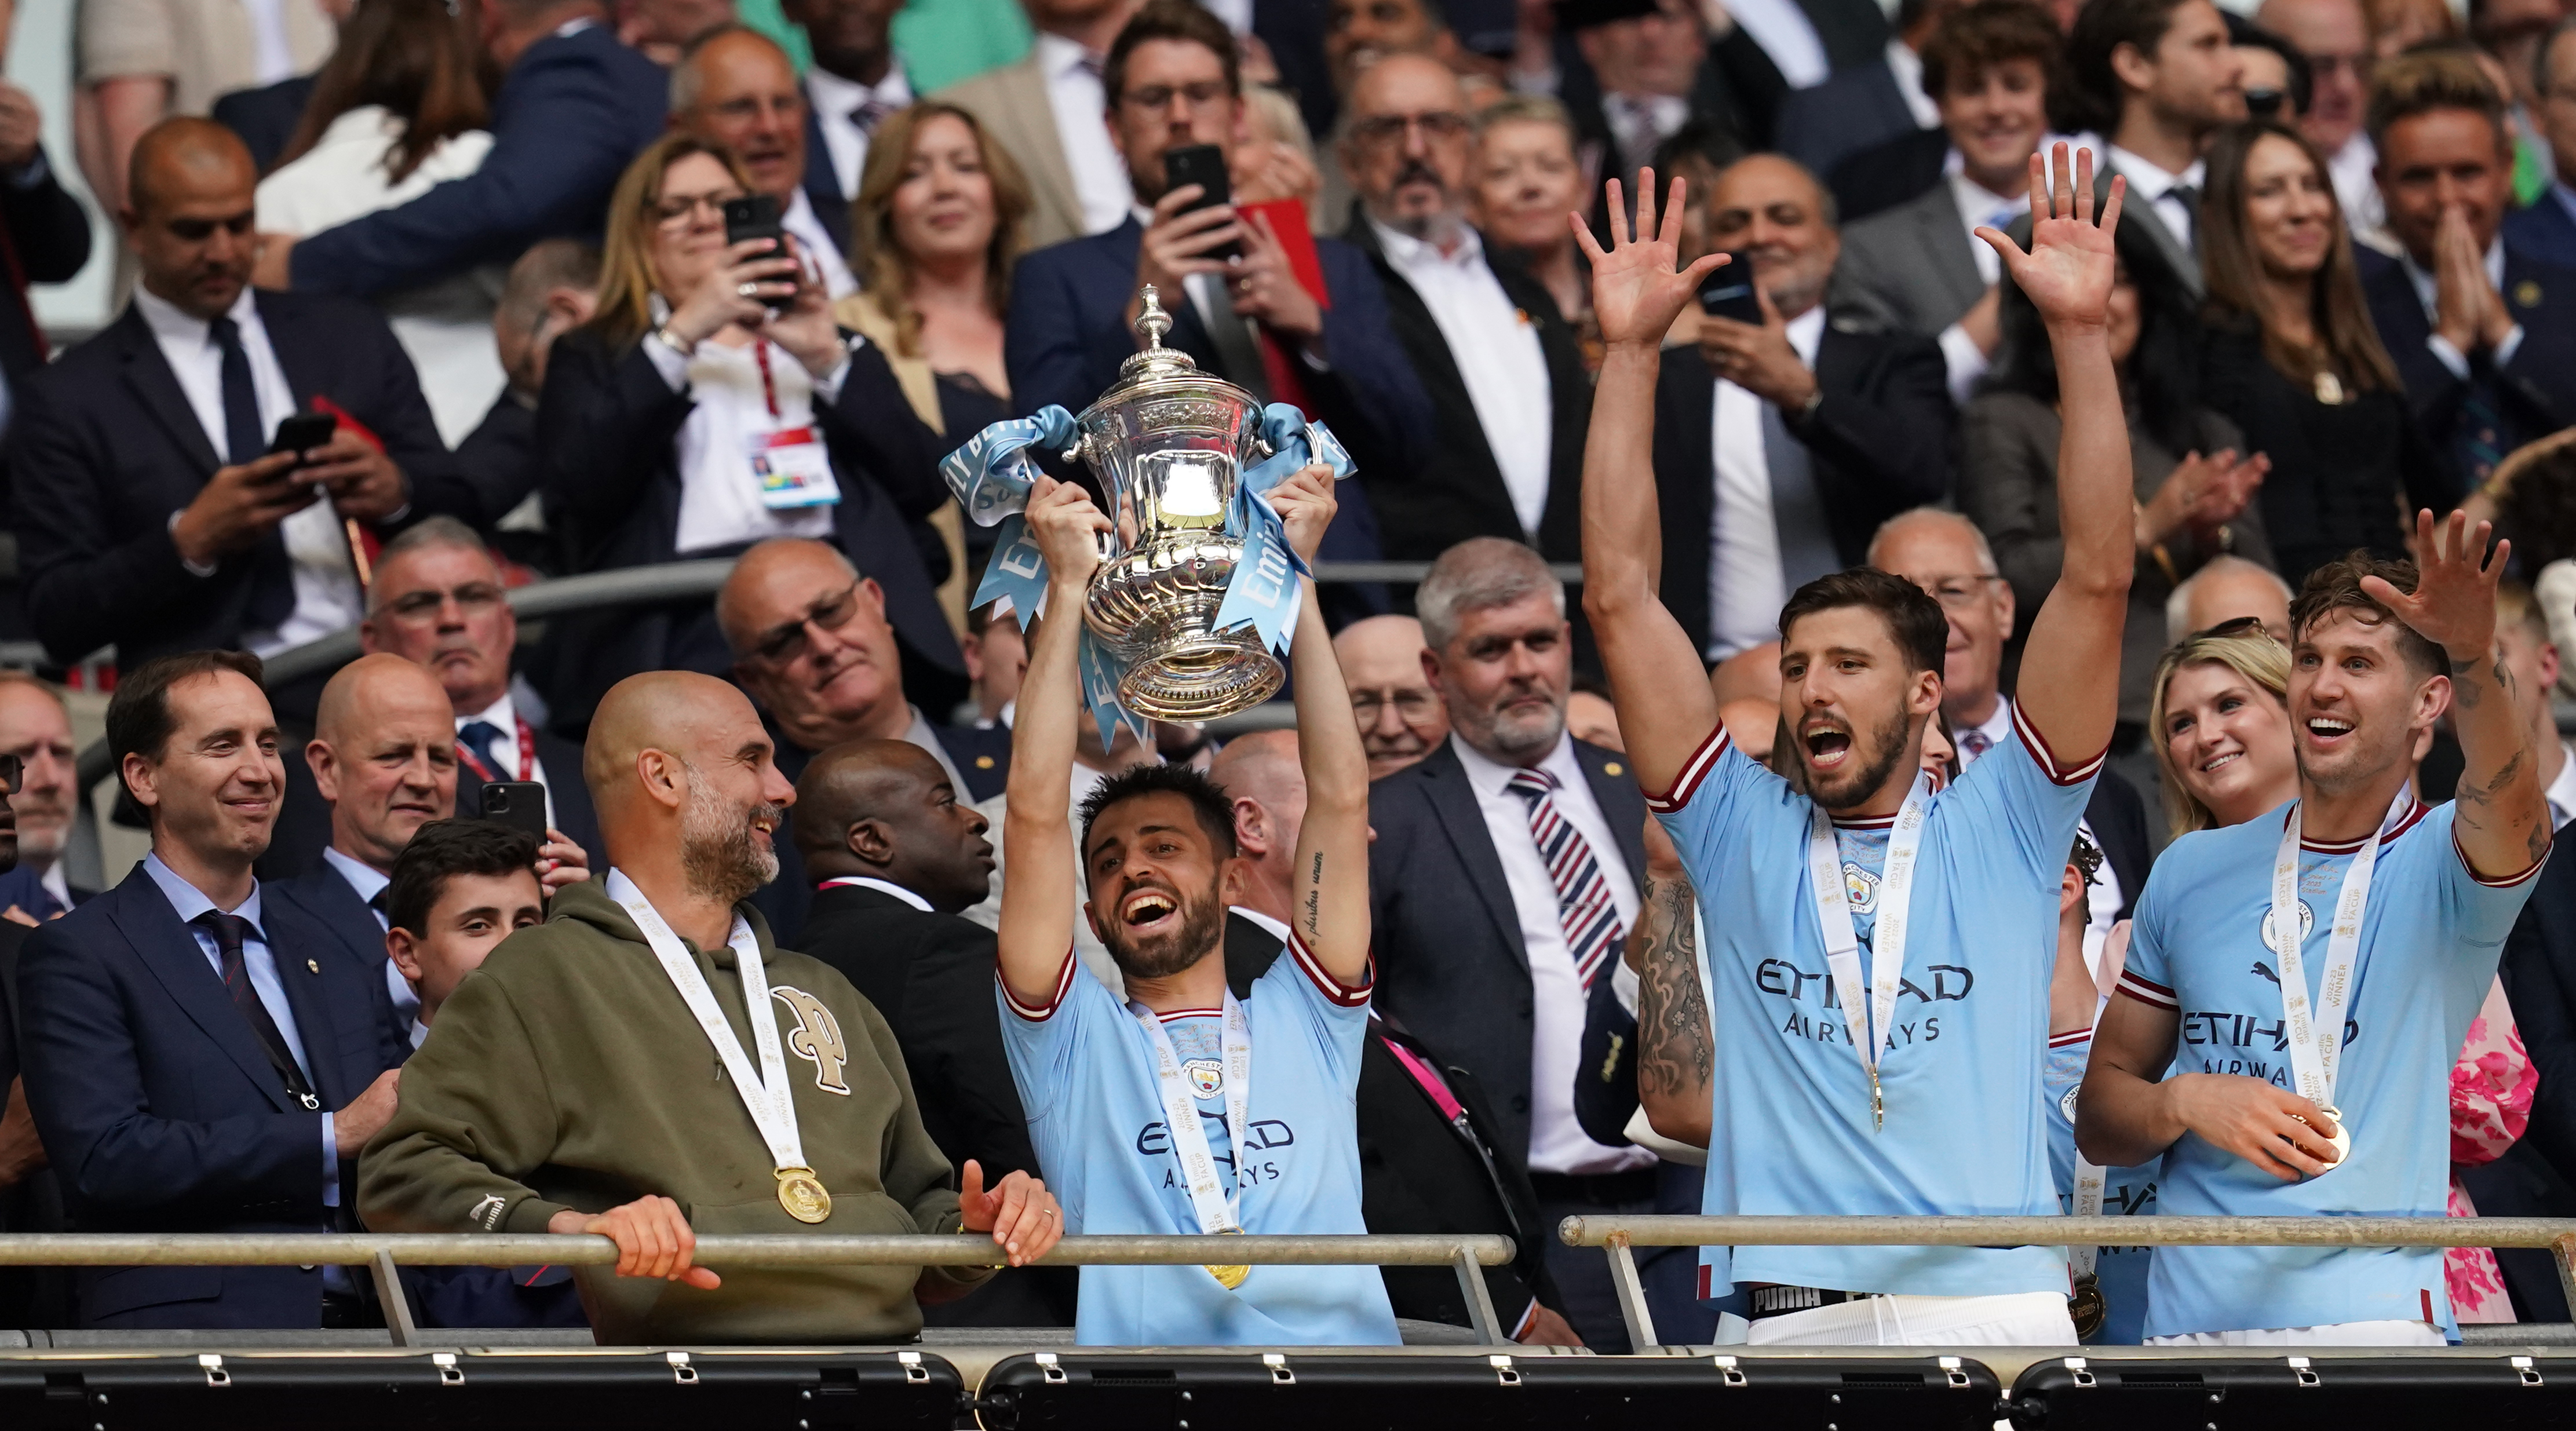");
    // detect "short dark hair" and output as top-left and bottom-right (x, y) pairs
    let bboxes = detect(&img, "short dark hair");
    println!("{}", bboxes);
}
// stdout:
(2366, 48), (2509, 156)
(2288, 552), (2447, 678)
(1920, 0), (2069, 109)
(386, 818), (542, 937)
(1103, 0), (1241, 107)
(108, 649), (267, 774)
(2067, 0), (2196, 133)
(1779, 568), (1950, 677)
(1079, 763), (1241, 871)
